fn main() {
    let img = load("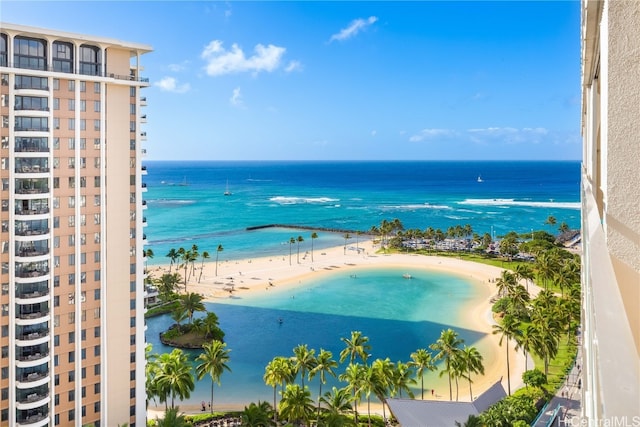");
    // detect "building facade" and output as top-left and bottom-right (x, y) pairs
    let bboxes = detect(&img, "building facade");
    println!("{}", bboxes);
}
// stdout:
(0, 23), (151, 426)
(580, 0), (640, 421)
